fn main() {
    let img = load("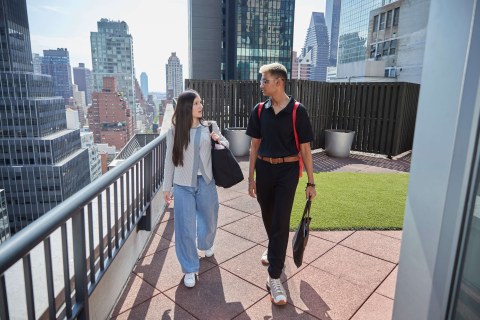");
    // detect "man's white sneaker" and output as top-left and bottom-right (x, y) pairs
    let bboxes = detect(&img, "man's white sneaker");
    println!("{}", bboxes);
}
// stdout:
(205, 245), (214, 257)
(184, 273), (196, 288)
(266, 276), (287, 305)
(261, 249), (269, 265)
